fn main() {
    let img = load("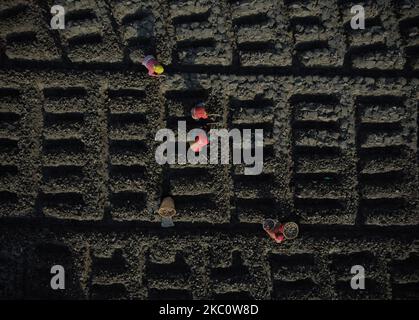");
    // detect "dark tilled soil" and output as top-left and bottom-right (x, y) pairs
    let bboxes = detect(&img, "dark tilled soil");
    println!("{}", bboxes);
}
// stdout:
(0, 0), (418, 300)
